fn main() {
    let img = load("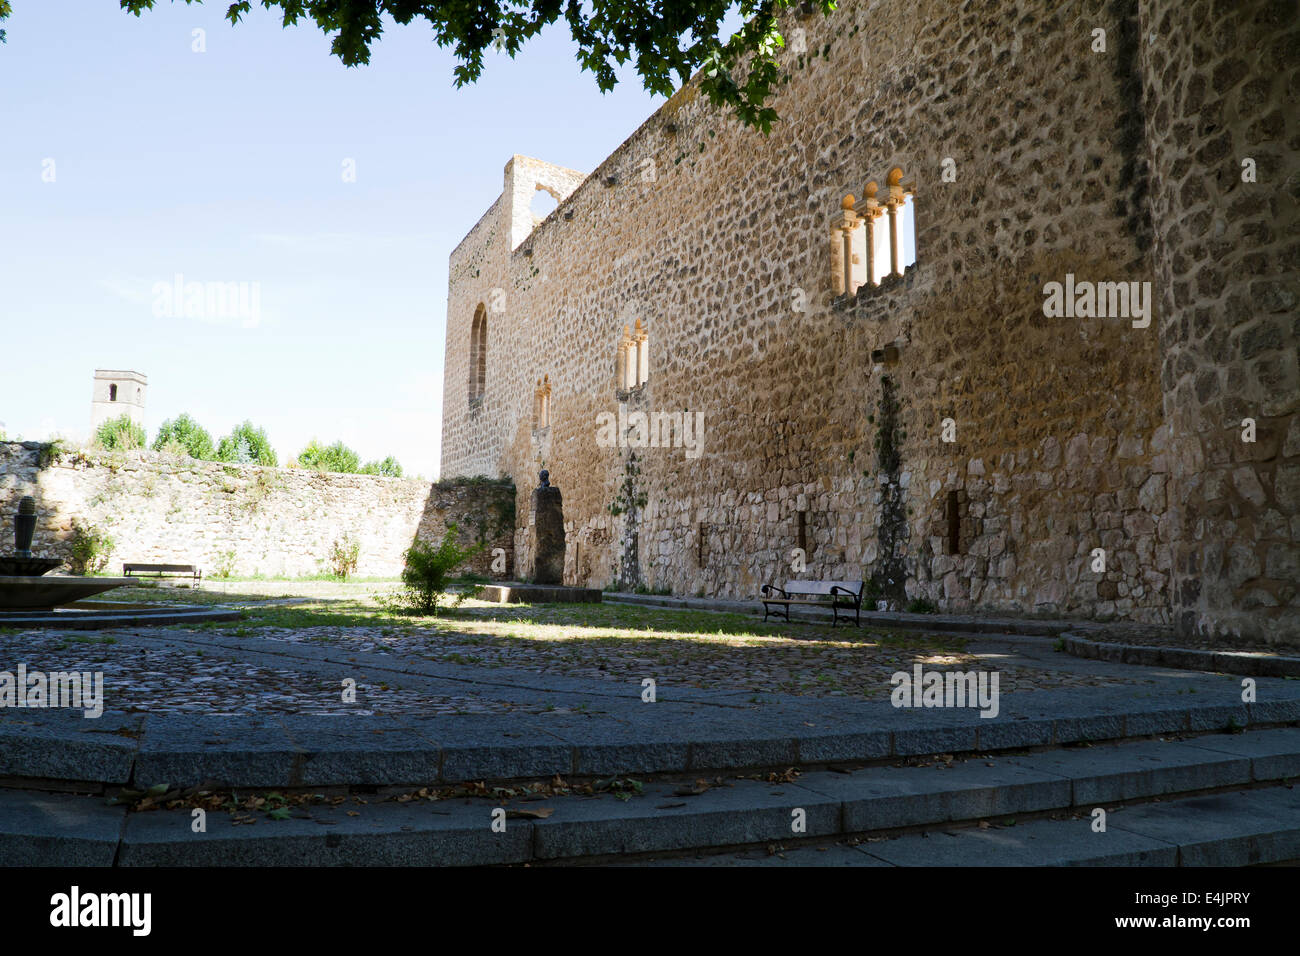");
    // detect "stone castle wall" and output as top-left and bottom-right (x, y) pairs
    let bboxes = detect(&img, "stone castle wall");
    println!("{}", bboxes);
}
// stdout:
(441, 0), (1298, 641)
(0, 442), (514, 579)
(1137, 0), (1299, 642)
